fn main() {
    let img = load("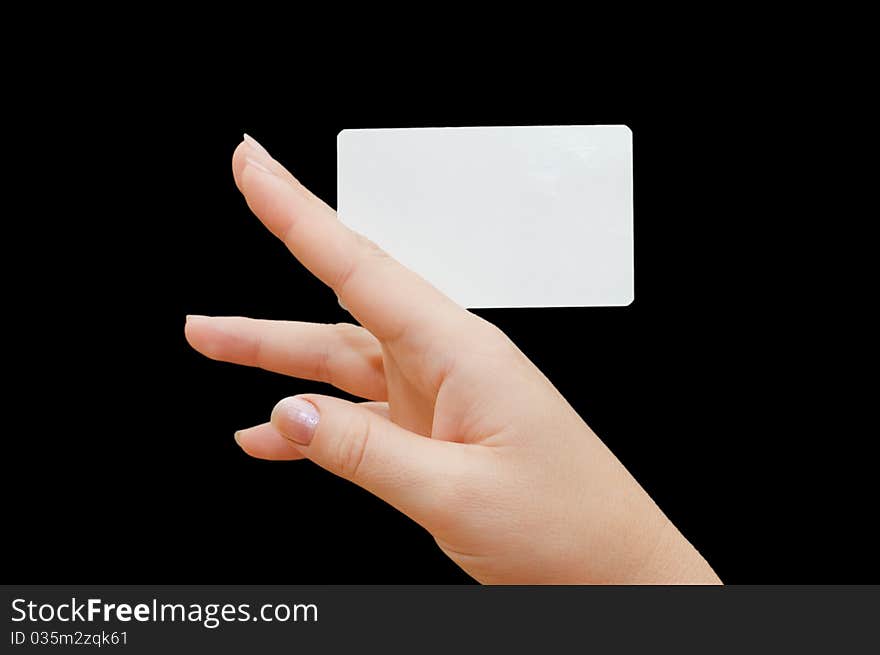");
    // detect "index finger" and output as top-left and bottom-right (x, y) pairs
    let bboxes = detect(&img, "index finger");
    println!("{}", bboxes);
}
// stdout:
(231, 136), (467, 344)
